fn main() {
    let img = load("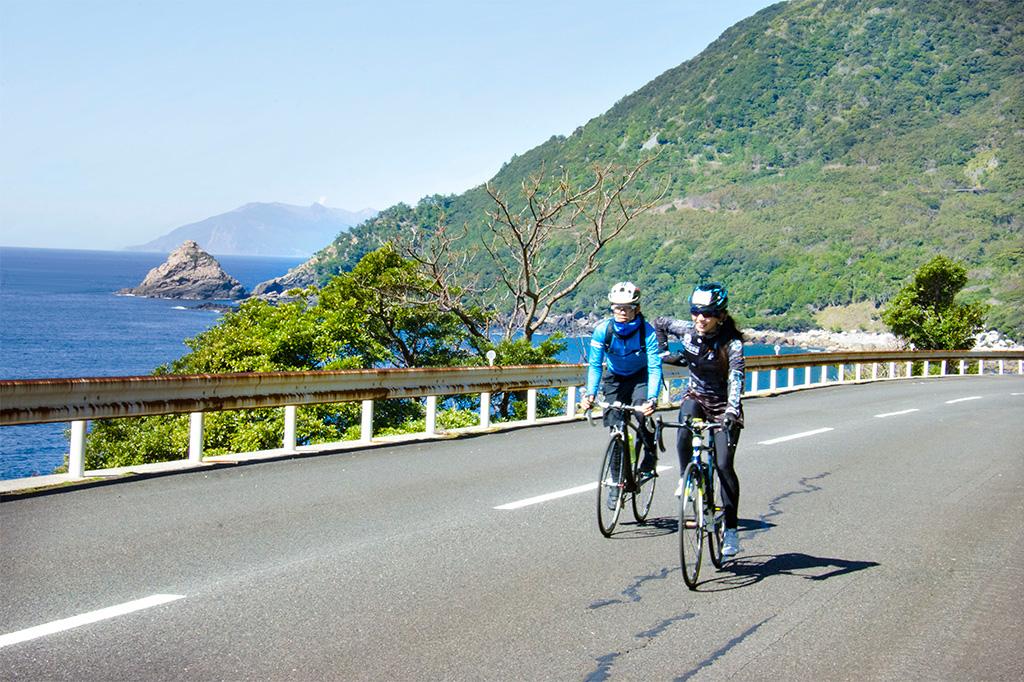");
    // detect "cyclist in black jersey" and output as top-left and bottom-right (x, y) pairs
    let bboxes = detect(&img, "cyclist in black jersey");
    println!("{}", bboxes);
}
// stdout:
(653, 282), (745, 557)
